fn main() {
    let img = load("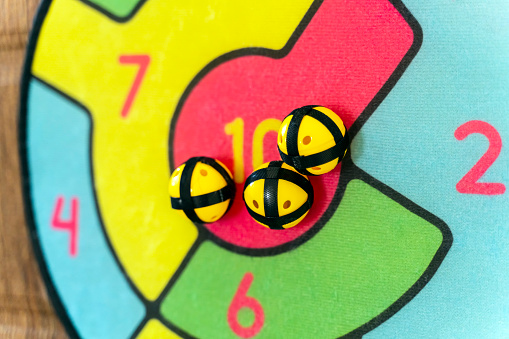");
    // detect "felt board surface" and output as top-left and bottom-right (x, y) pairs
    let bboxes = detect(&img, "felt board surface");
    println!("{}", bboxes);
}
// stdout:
(19, 0), (508, 338)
